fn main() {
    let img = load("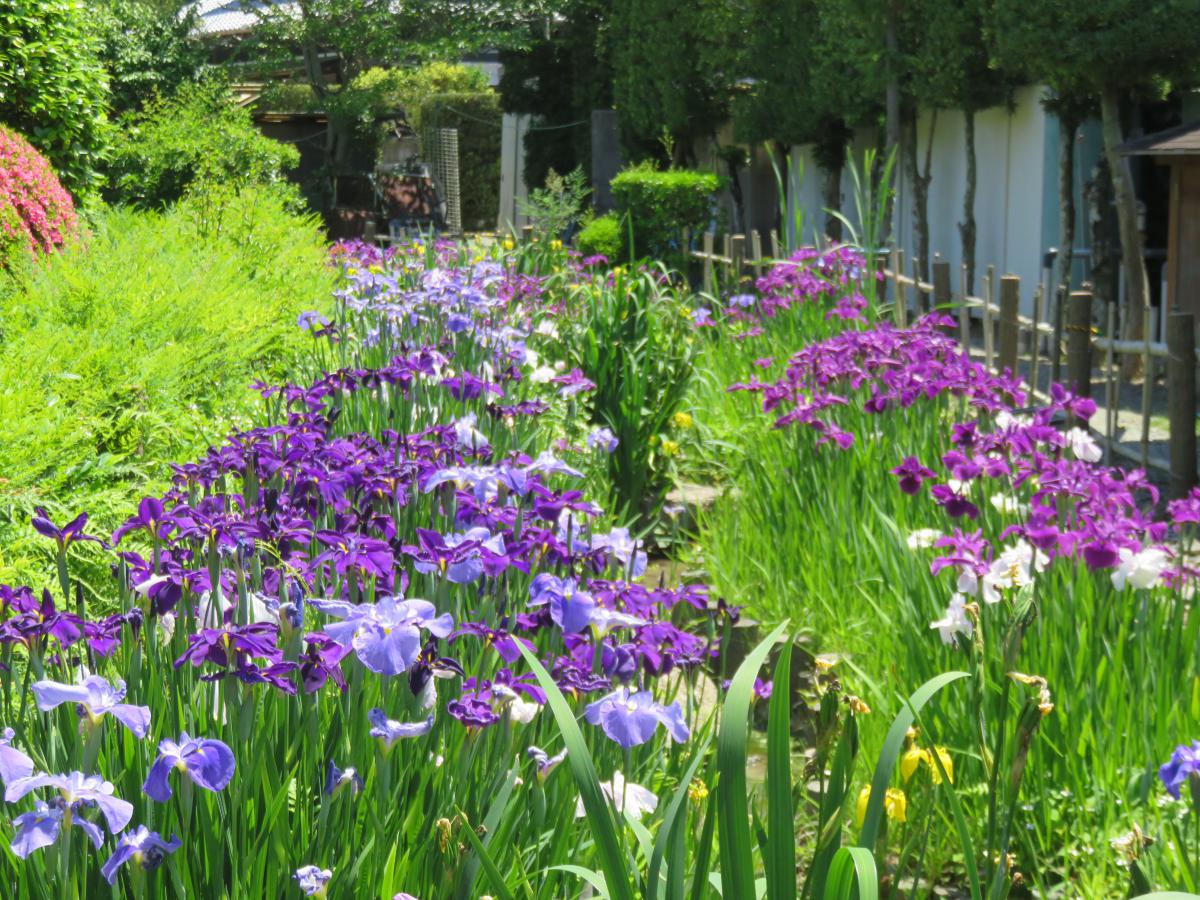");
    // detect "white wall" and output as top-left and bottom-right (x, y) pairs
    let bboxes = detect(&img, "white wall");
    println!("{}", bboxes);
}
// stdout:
(787, 85), (1053, 315)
